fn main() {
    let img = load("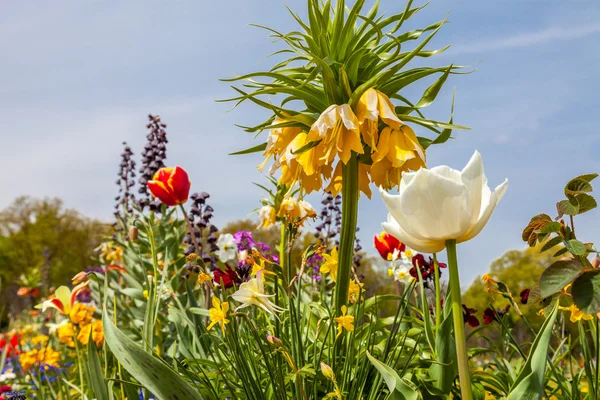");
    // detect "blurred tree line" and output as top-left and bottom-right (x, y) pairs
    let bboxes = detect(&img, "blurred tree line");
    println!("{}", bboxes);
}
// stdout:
(0, 196), (110, 325)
